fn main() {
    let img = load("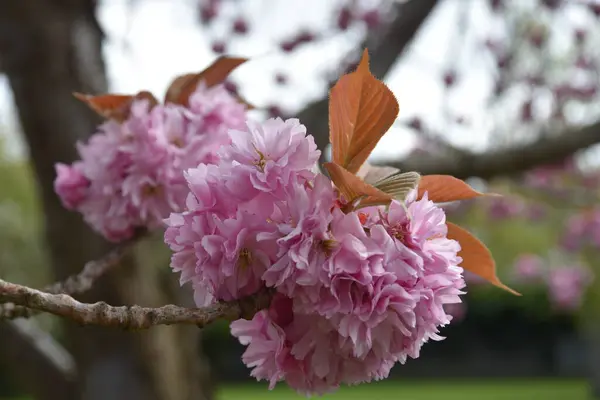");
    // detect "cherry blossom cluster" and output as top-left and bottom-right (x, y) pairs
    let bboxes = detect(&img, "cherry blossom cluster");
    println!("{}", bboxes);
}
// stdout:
(562, 208), (600, 253)
(164, 117), (466, 395)
(512, 253), (593, 312)
(54, 83), (247, 241)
